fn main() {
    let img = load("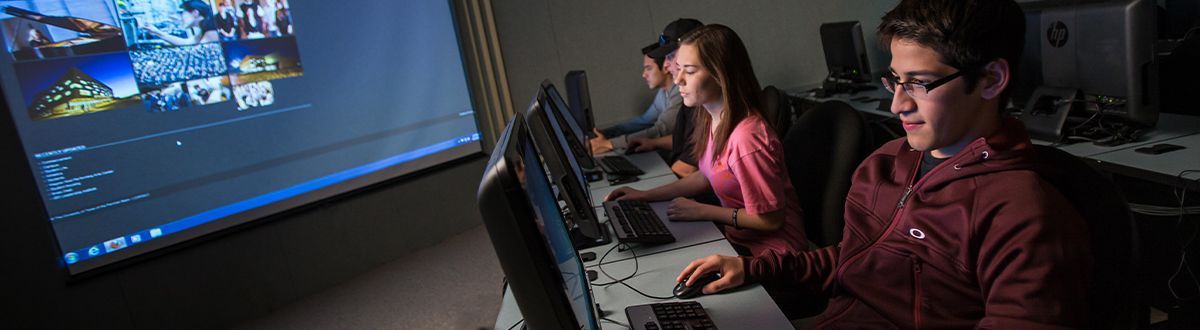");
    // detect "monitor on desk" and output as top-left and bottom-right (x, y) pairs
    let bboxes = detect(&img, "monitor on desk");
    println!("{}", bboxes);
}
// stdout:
(819, 21), (872, 84)
(1018, 0), (1159, 130)
(526, 90), (610, 249)
(541, 80), (598, 166)
(565, 70), (597, 140)
(477, 115), (599, 330)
